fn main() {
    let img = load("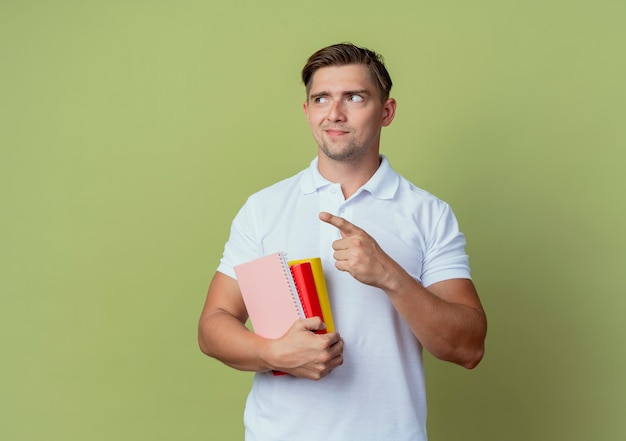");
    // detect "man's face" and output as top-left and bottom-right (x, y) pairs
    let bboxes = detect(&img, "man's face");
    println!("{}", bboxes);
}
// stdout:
(303, 64), (396, 164)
